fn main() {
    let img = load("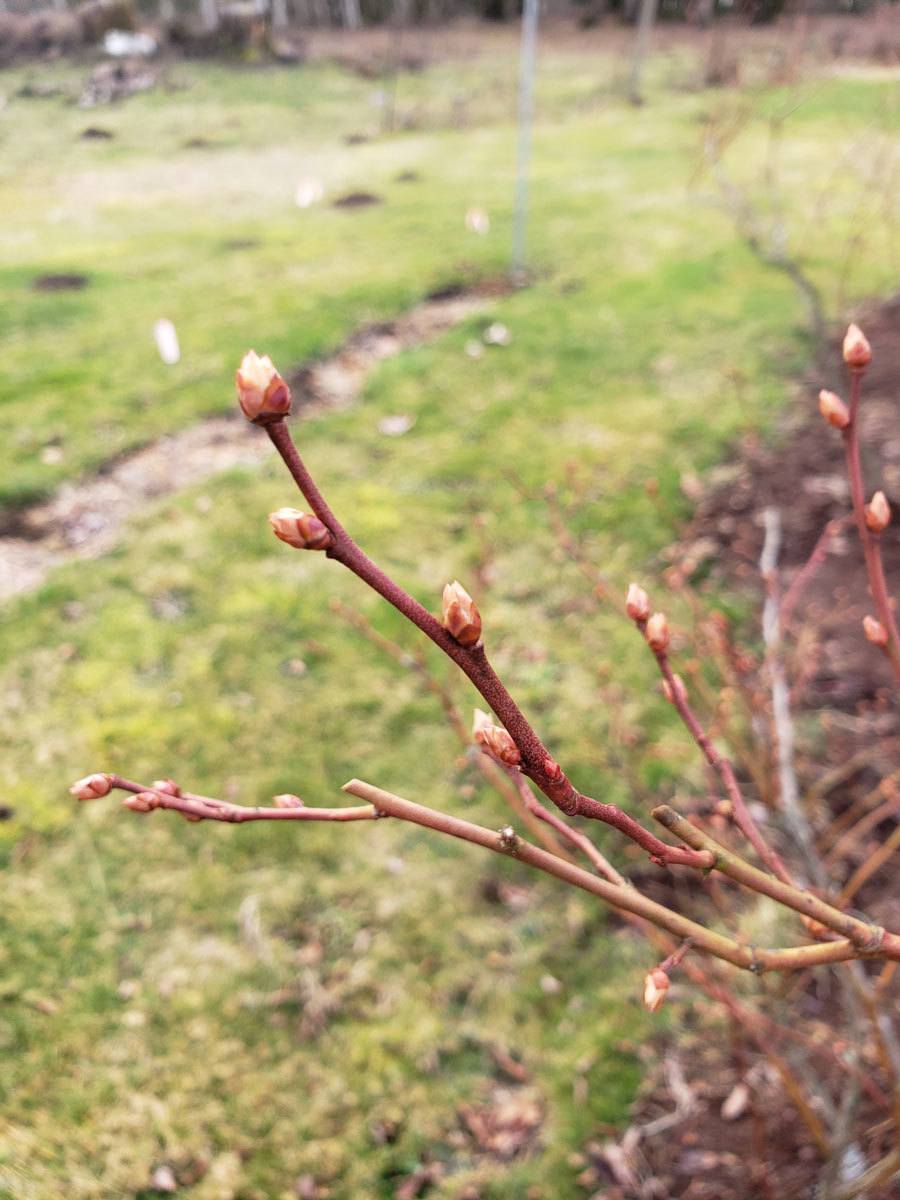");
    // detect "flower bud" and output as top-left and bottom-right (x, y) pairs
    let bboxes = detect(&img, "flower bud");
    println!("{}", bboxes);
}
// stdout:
(236, 350), (292, 424)
(274, 793), (304, 809)
(818, 389), (850, 430)
(625, 583), (650, 623)
(69, 773), (112, 801)
(475, 723), (522, 767)
(643, 967), (670, 1013)
(152, 779), (180, 797)
(842, 323), (871, 370)
(472, 708), (494, 738)
(662, 673), (687, 706)
(646, 612), (670, 653)
(542, 756), (564, 783)
(269, 508), (332, 551)
(863, 615), (889, 647)
(865, 491), (891, 534)
(122, 791), (160, 814)
(442, 581), (482, 648)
